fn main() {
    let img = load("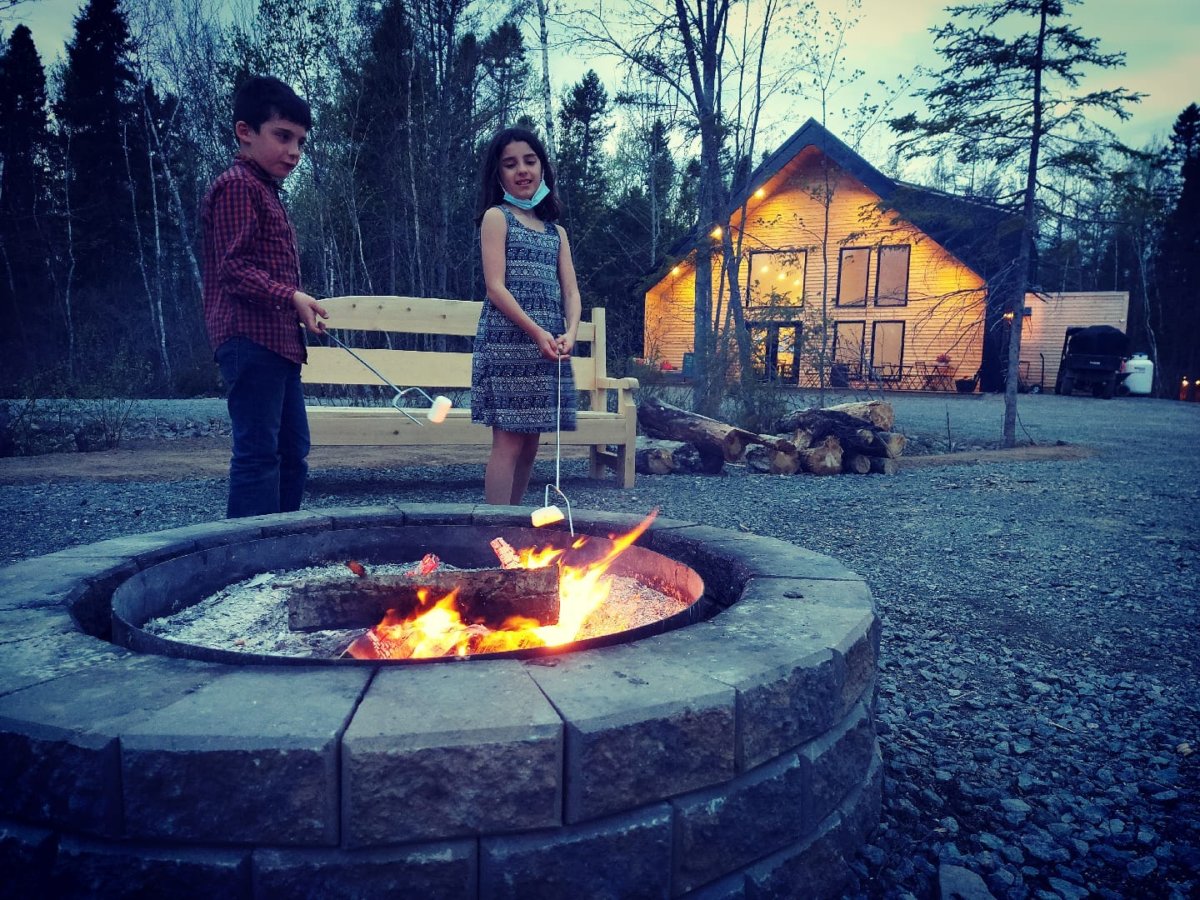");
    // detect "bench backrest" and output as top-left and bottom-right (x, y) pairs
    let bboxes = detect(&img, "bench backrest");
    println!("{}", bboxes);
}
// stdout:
(304, 296), (609, 392)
